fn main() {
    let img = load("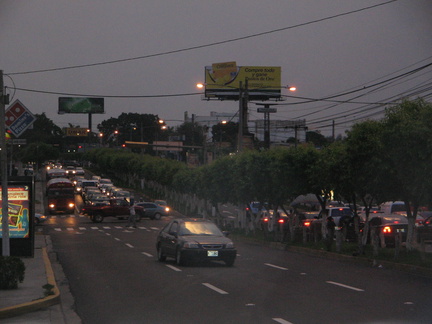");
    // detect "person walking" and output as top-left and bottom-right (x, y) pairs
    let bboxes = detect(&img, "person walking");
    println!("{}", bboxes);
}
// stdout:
(127, 202), (137, 228)
(326, 216), (336, 251)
